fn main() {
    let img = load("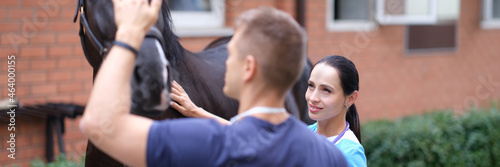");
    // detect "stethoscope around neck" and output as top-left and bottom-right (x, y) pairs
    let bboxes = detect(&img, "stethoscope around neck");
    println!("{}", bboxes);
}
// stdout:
(332, 121), (350, 144)
(318, 98), (351, 144)
(315, 121), (350, 144)
(330, 97), (352, 144)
